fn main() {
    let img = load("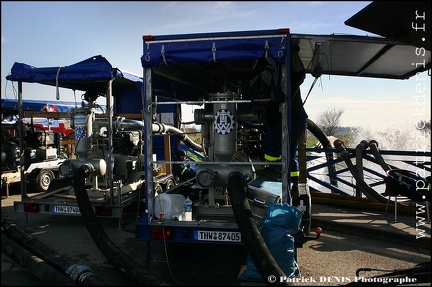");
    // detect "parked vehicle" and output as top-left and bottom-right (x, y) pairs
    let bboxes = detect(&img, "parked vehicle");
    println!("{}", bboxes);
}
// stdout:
(136, 28), (316, 246)
(4, 56), (176, 225)
(1, 99), (76, 194)
(134, 27), (429, 247)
